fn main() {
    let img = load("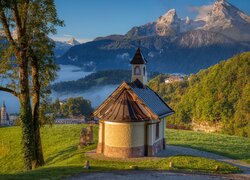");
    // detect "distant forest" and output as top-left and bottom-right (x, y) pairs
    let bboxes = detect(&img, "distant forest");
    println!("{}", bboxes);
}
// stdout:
(52, 69), (159, 92)
(52, 97), (93, 118)
(148, 52), (250, 137)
